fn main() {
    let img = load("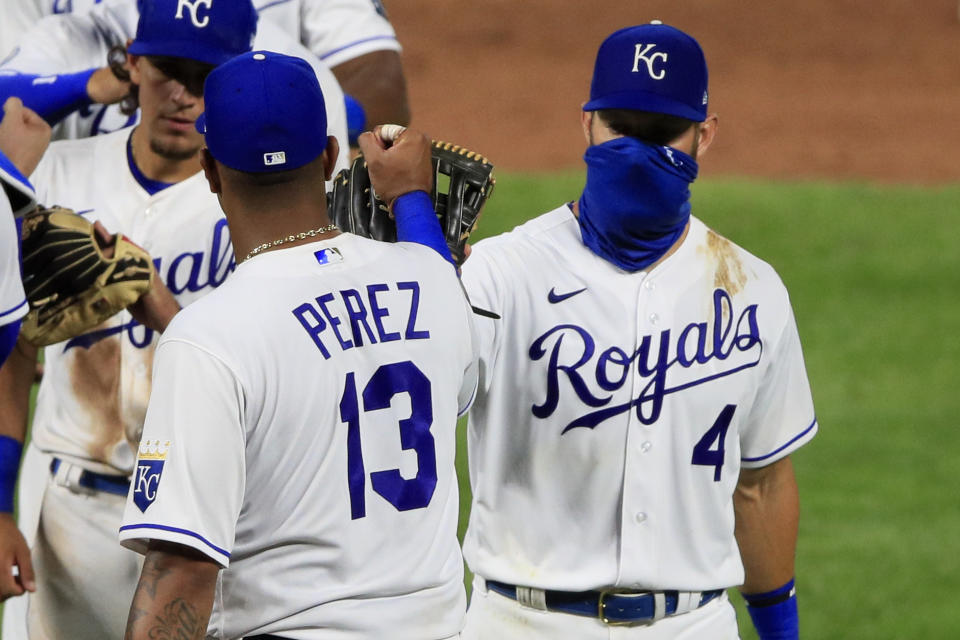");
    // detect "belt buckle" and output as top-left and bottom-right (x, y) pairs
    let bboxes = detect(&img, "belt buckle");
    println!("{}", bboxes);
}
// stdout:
(598, 590), (654, 626)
